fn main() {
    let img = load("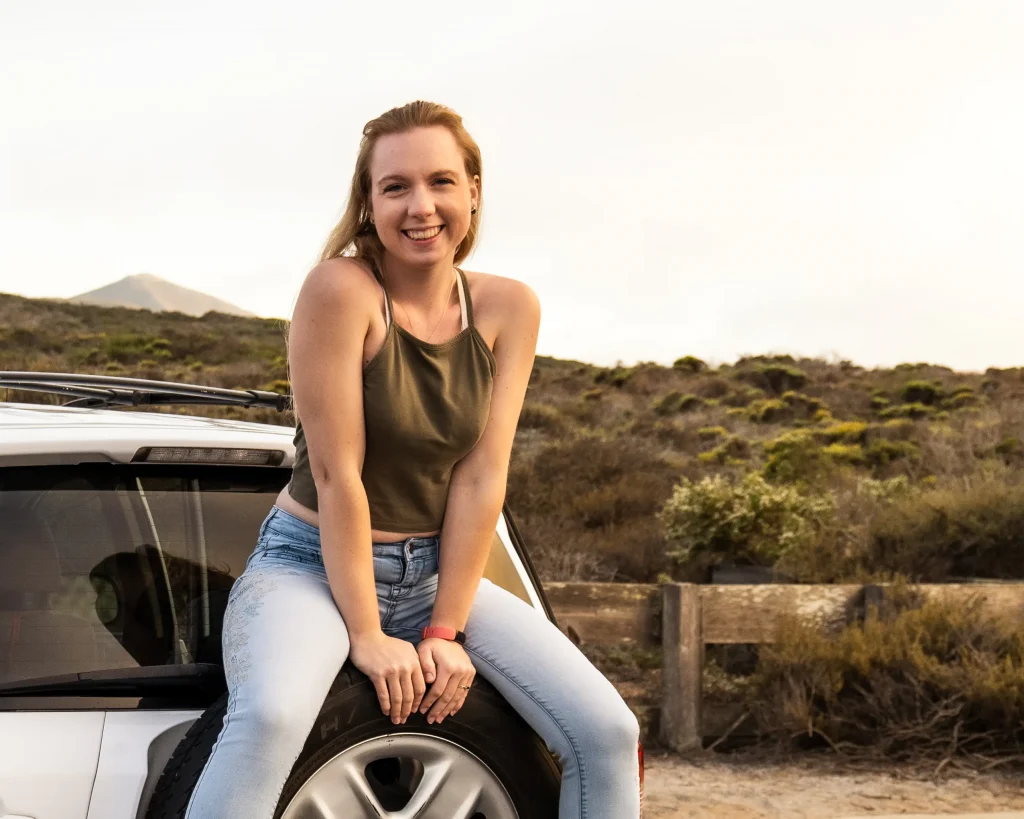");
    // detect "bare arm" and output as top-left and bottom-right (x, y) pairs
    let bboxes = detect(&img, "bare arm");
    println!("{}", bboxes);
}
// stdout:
(288, 258), (379, 635)
(288, 257), (425, 723)
(417, 278), (541, 723)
